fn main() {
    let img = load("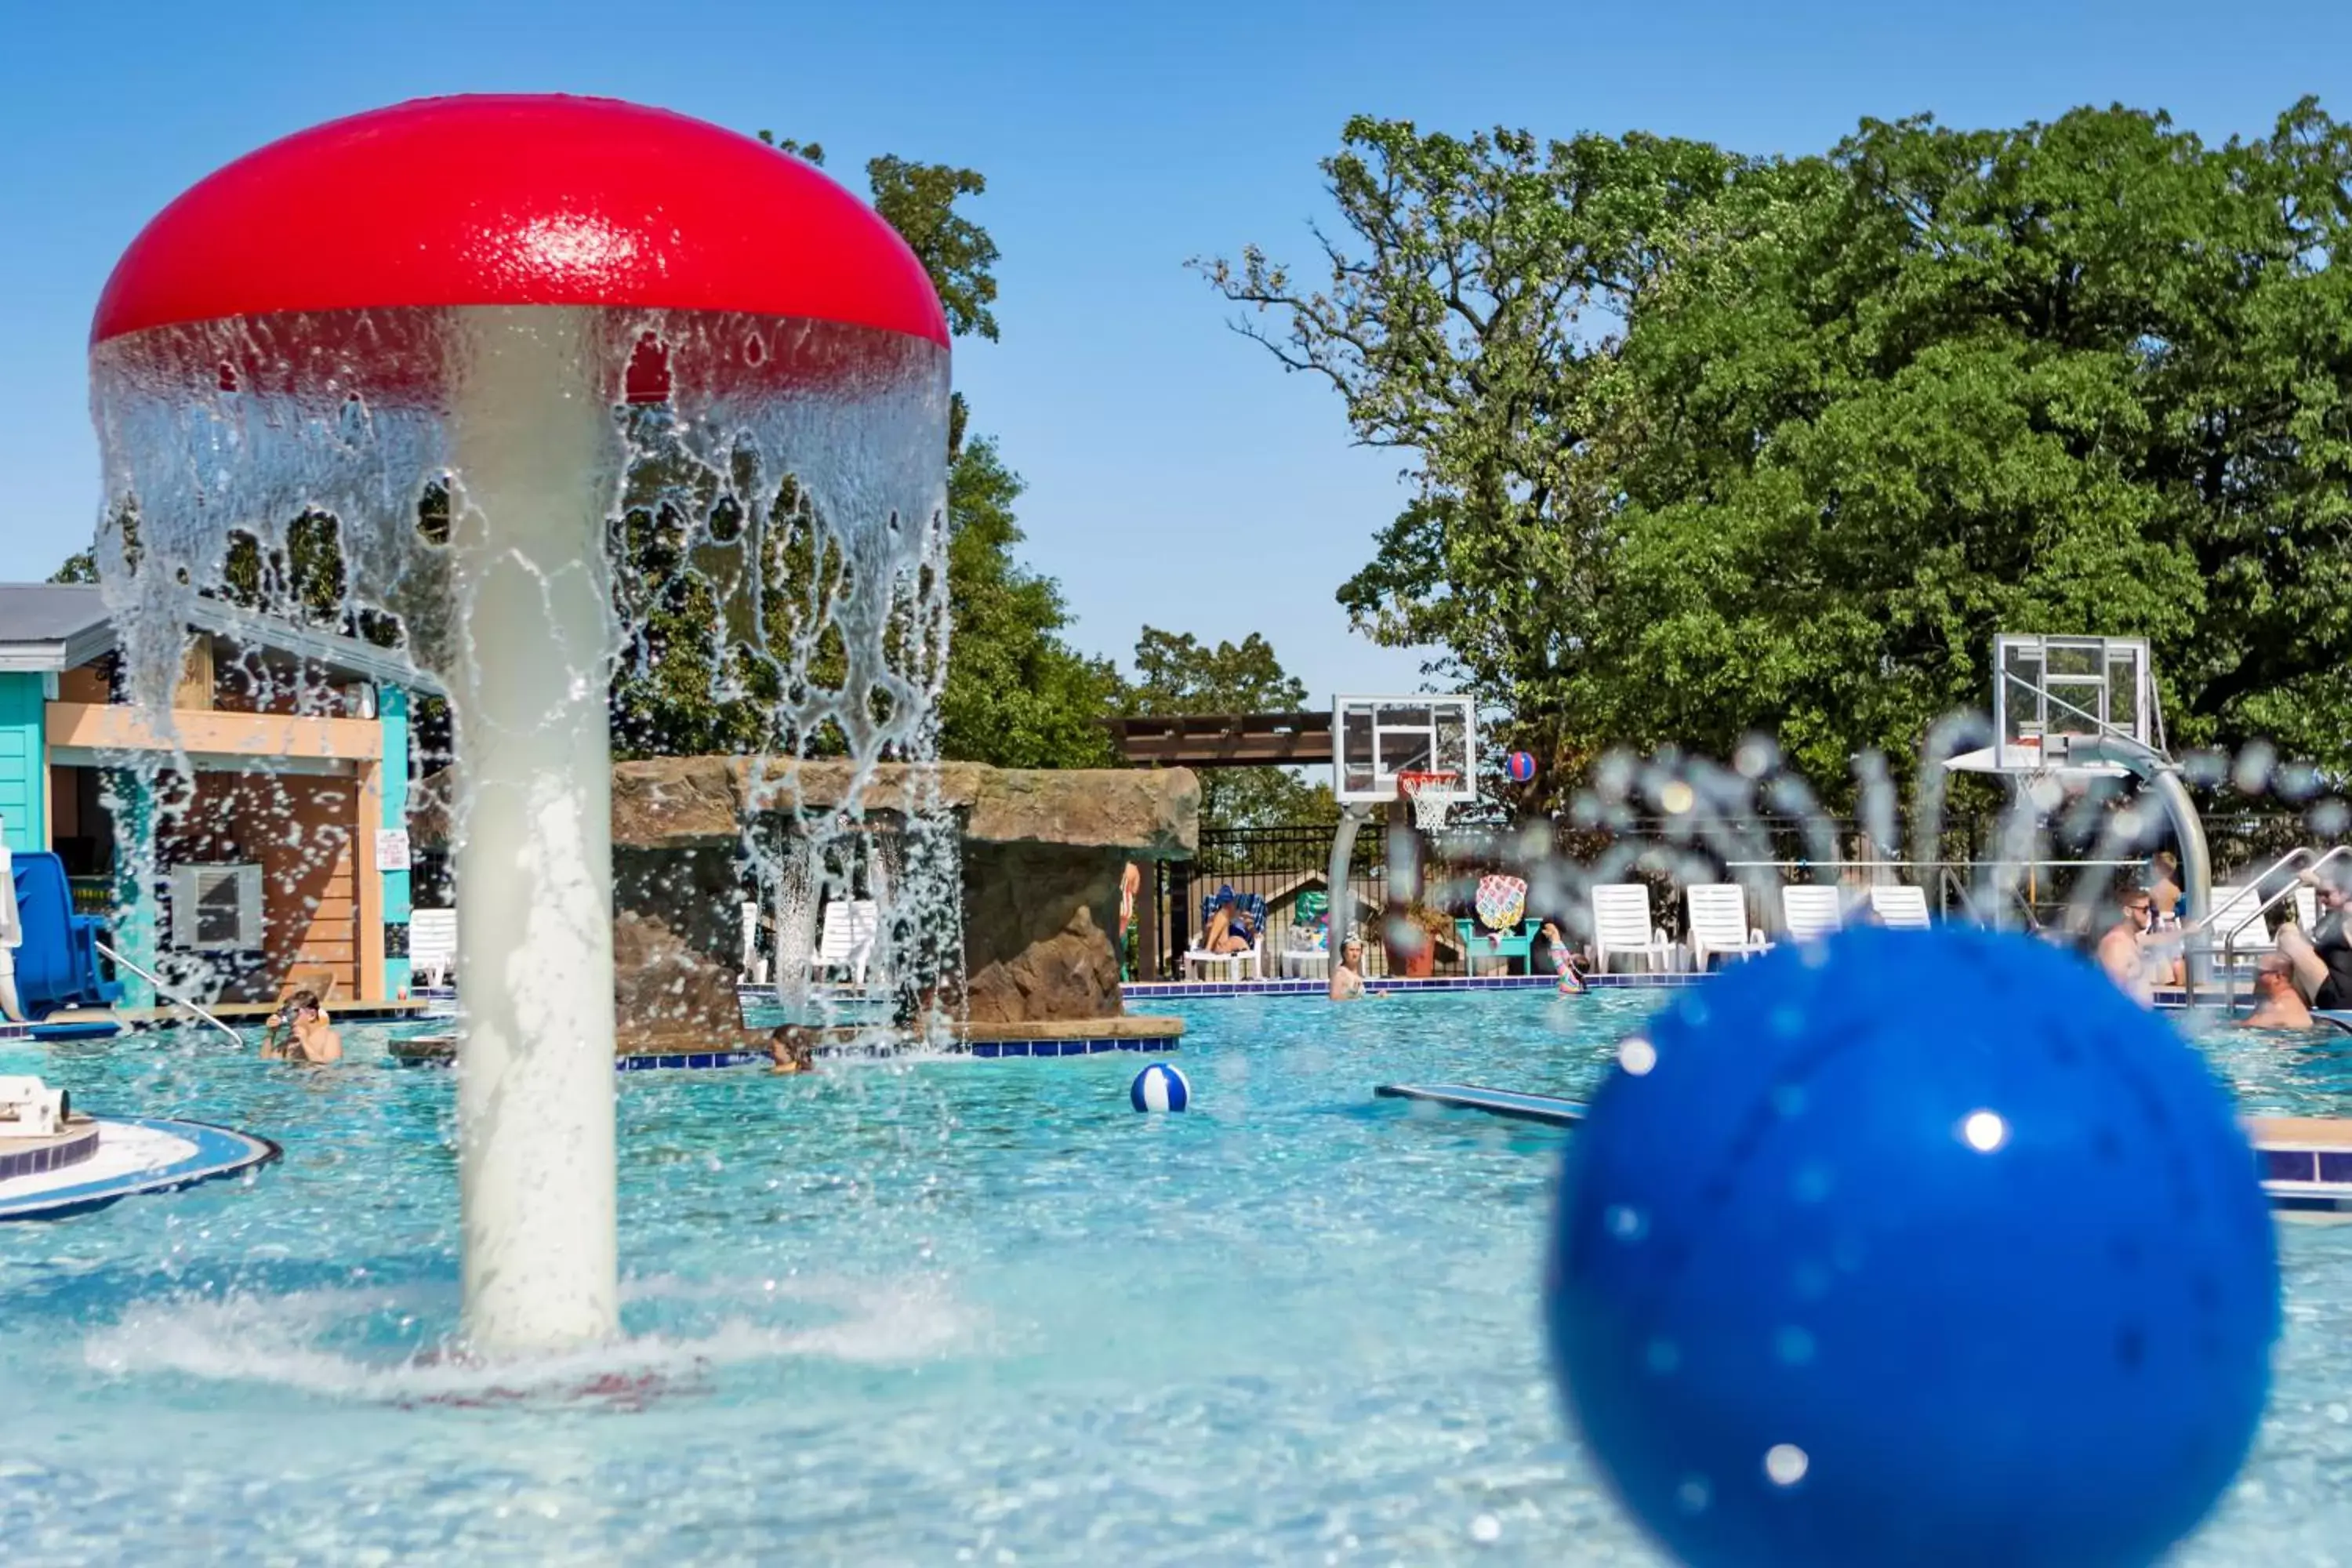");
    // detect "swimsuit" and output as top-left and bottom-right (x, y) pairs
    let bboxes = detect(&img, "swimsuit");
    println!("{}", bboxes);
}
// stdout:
(2314, 910), (2352, 1011)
